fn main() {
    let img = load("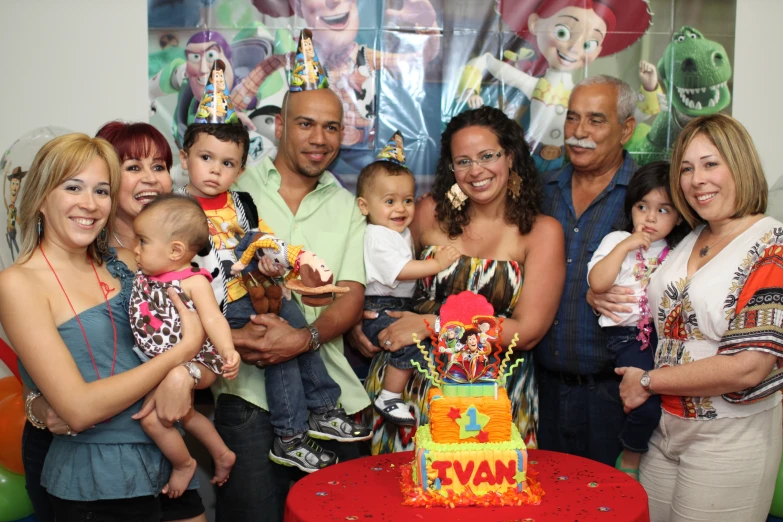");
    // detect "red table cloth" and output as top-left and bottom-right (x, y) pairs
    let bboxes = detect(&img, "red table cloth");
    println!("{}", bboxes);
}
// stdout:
(284, 450), (649, 522)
